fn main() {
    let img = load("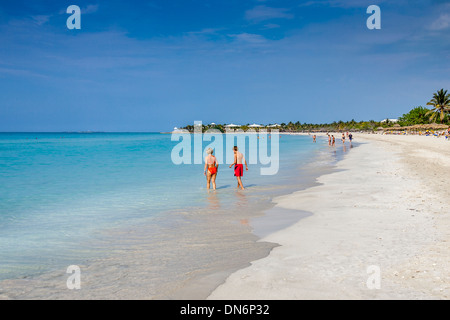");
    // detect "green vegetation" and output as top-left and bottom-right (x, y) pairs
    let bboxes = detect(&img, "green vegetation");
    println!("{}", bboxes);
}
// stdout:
(425, 89), (450, 124)
(398, 106), (431, 126)
(180, 89), (449, 132)
(181, 120), (386, 133)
